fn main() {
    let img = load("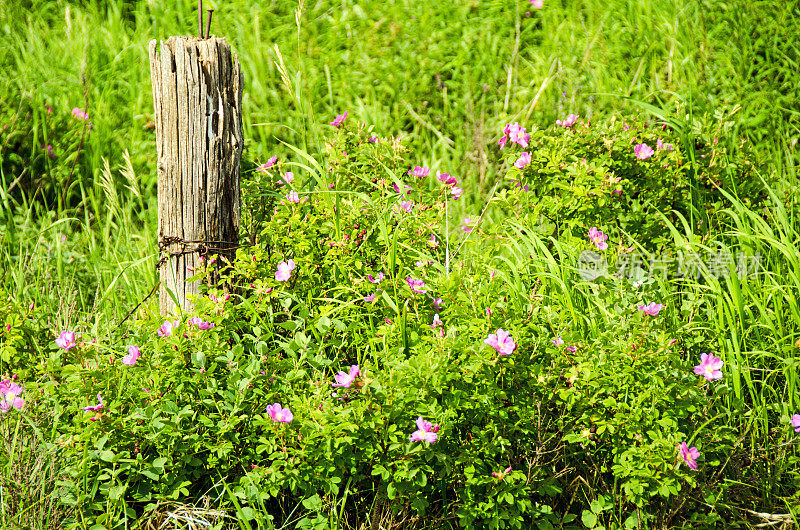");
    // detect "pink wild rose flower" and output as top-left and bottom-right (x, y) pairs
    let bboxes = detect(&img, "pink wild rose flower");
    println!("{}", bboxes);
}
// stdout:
(280, 172), (294, 186)
(256, 155), (278, 173)
(55, 330), (77, 350)
(677, 442), (700, 470)
(498, 126), (509, 149)
(436, 171), (457, 186)
(330, 111), (348, 127)
(398, 200), (414, 213)
(157, 319), (180, 337)
(791, 414), (800, 433)
(188, 317), (215, 330)
(406, 277), (427, 294)
(498, 122), (529, 149)
(0, 379), (25, 413)
(266, 403), (293, 423)
(529, 0), (544, 7)
(461, 216), (476, 233)
(693, 353), (724, 381)
(637, 302), (663, 316)
(122, 345), (141, 366)
(286, 190), (302, 204)
(275, 259), (296, 282)
(332, 365), (360, 388)
(72, 107), (89, 121)
(367, 272), (385, 284)
(555, 113), (578, 127)
(410, 416), (440, 443)
(634, 143), (655, 159)
(657, 138), (674, 150)
(588, 227), (609, 250)
(485, 328), (517, 355)
(509, 126), (529, 148)
(514, 152), (531, 169)
(410, 166), (430, 178)
(393, 182), (412, 195)
(507, 123), (530, 148)
(83, 394), (104, 412)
